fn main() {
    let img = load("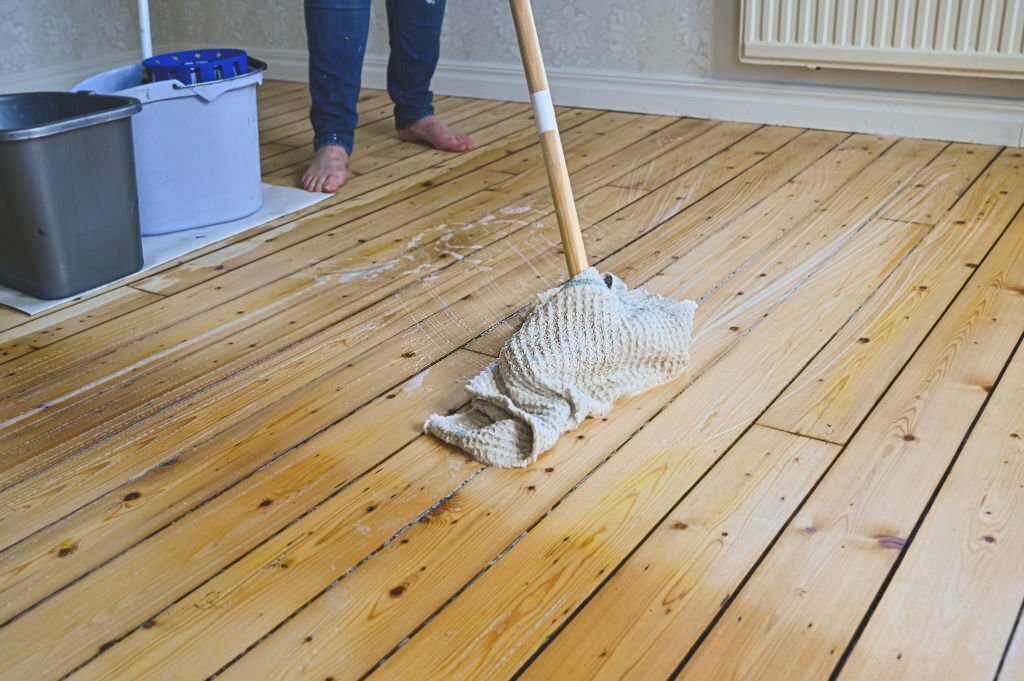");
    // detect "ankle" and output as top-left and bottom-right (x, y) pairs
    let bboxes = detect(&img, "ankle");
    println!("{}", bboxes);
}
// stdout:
(319, 144), (349, 155)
